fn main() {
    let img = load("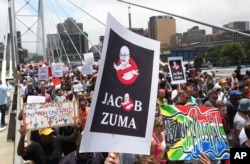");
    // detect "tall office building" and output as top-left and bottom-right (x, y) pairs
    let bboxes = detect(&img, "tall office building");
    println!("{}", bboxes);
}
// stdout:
(148, 16), (176, 51)
(47, 34), (61, 62)
(57, 18), (89, 62)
